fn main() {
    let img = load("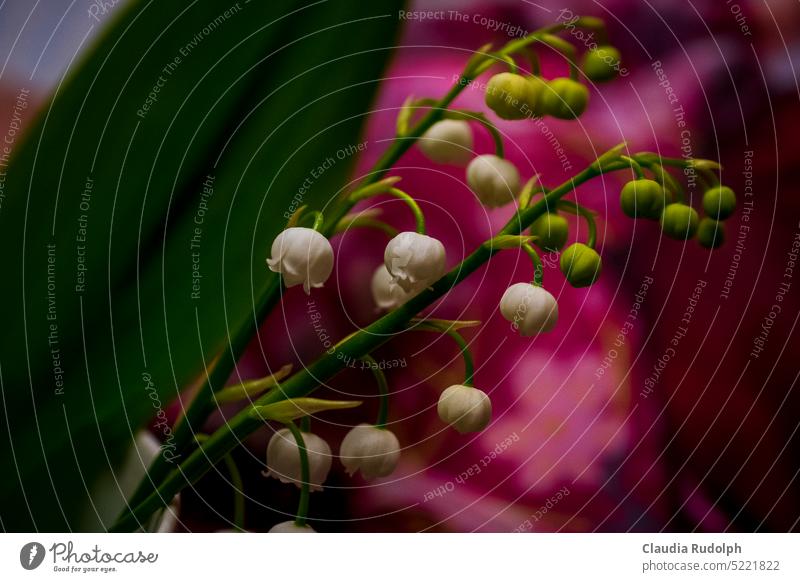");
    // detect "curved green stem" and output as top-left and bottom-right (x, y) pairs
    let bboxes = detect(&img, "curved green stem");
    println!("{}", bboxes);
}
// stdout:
(443, 109), (504, 158)
(414, 322), (474, 386)
(620, 155), (645, 179)
(638, 159), (685, 203)
(521, 47), (541, 76)
(309, 211), (324, 232)
(334, 215), (399, 238)
(499, 54), (518, 74)
(360, 355), (390, 428)
(285, 421), (310, 527)
(521, 243), (544, 286)
(222, 455), (245, 531)
(540, 33), (579, 80)
(558, 200), (597, 248)
(349, 187), (425, 234)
